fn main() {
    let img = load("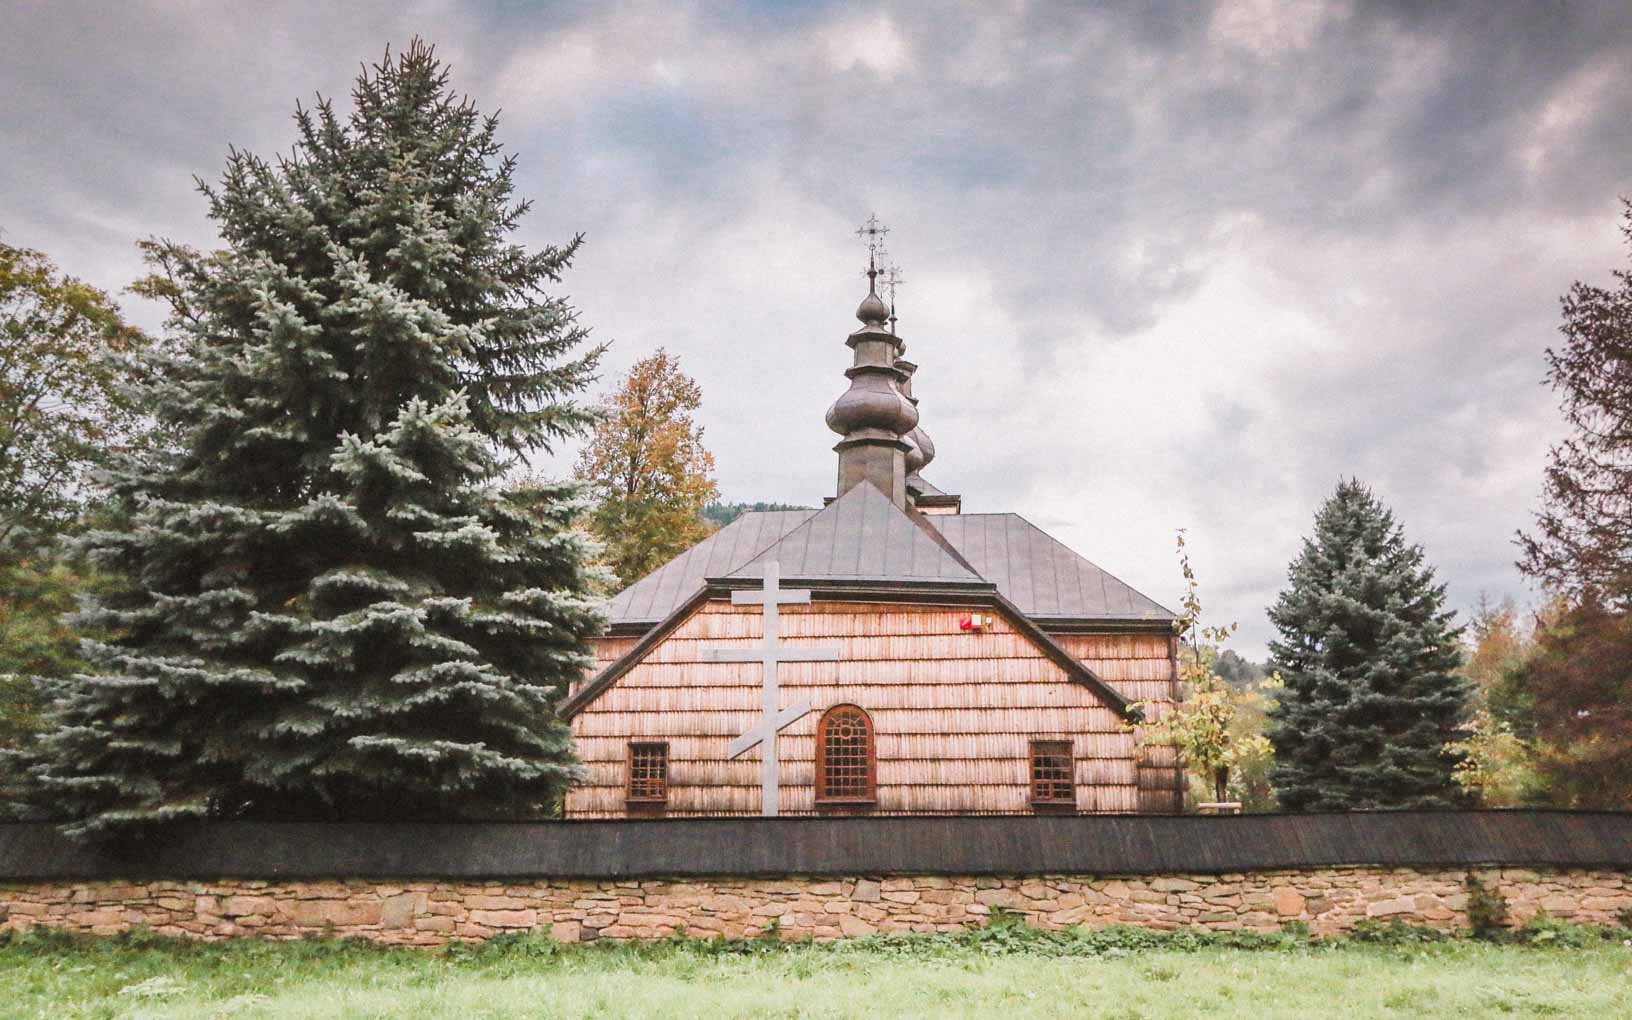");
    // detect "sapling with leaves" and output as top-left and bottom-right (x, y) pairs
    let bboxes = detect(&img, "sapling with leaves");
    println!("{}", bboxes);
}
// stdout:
(1135, 531), (1274, 806)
